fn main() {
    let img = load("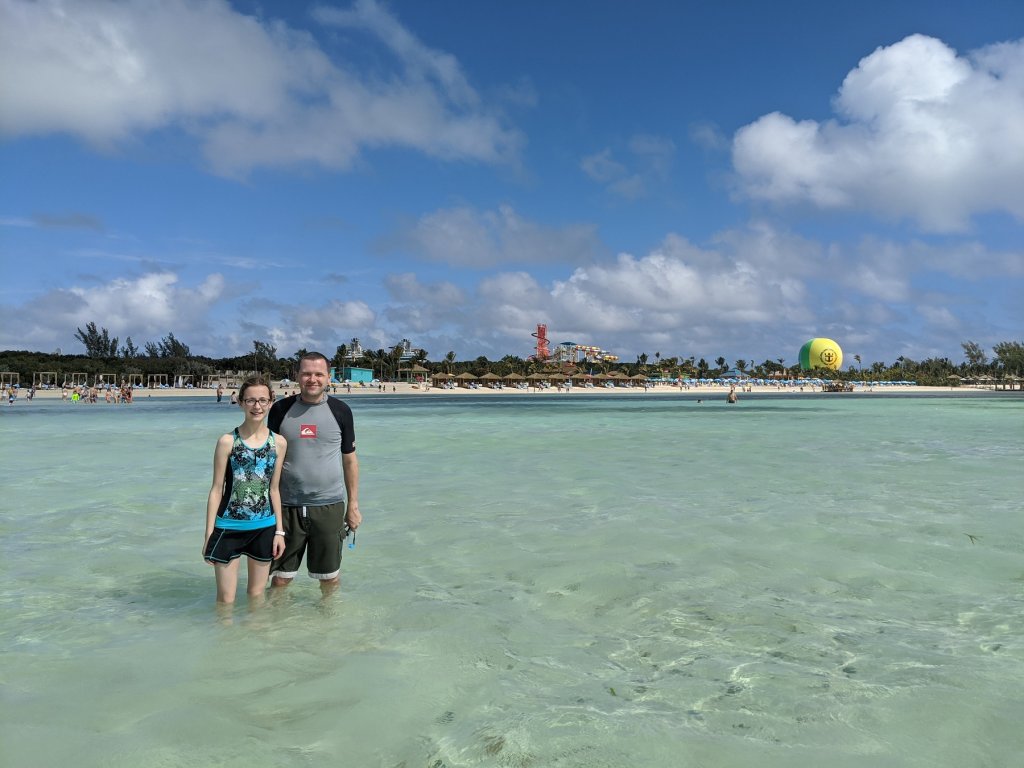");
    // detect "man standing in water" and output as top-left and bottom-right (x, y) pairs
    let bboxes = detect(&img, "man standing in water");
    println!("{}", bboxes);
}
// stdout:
(268, 352), (360, 595)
